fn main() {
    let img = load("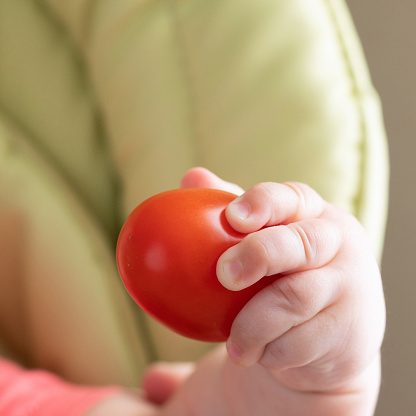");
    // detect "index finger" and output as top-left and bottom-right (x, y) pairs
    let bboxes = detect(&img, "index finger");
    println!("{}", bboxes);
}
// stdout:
(226, 182), (326, 234)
